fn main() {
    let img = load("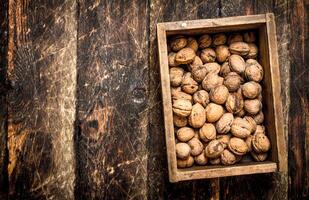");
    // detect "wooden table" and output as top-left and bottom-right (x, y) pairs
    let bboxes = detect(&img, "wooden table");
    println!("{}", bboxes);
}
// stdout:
(0, 0), (308, 199)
